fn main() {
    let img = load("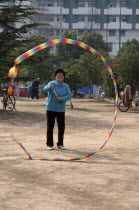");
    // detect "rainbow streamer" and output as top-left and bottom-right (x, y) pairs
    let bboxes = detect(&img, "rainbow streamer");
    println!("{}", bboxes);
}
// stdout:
(14, 38), (118, 161)
(8, 66), (18, 78)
